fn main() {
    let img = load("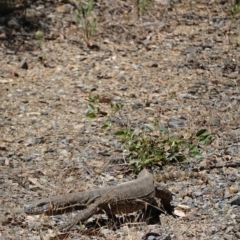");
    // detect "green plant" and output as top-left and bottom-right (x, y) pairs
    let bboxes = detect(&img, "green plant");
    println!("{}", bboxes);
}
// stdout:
(87, 93), (100, 103)
(76, 0), (97, 46)
(132, 0), (154, 17)
(230, 0), (240, 20)
(86, 95), (124, 118)
(85, 98), (214, 173)
(86, 102), (108, 118)
(114, 125), (213, 172)
(34, 29), (44, 48)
